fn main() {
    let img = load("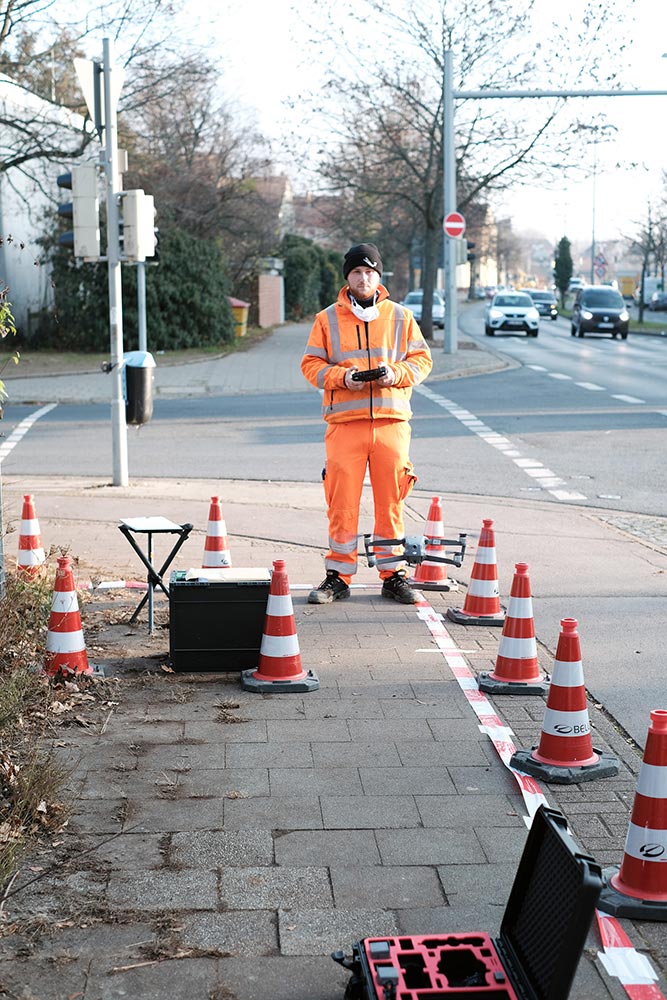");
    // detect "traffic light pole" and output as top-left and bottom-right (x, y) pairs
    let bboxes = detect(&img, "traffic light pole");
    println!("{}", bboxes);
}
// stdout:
(442, 55), (667, 354)
(102, 37), (128, 486)
(137, 261), (147, 352)
(443, 51), (457, 355)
